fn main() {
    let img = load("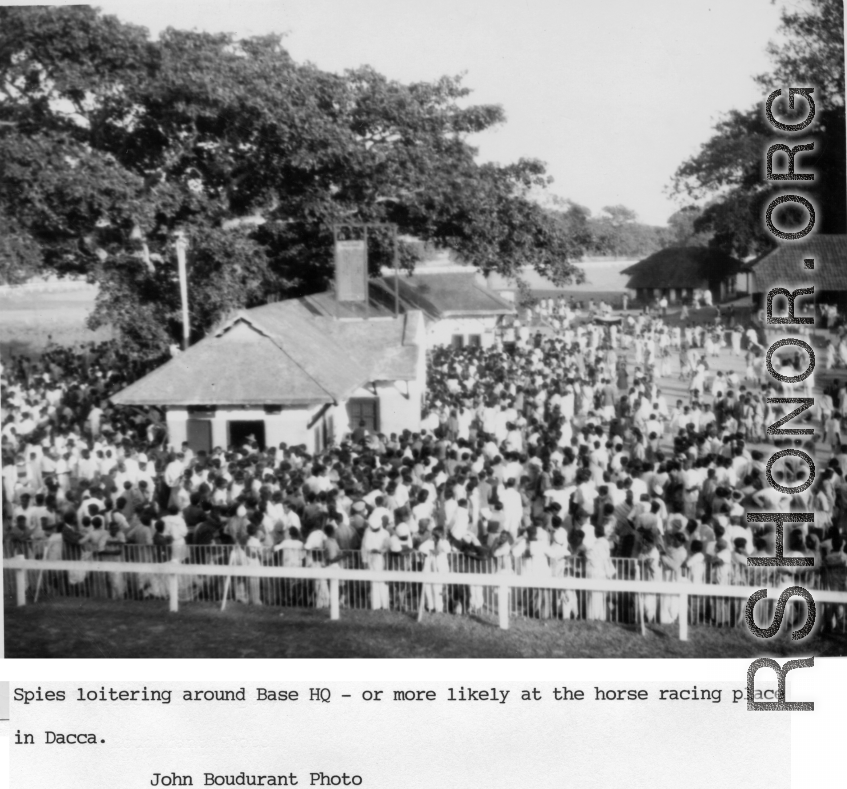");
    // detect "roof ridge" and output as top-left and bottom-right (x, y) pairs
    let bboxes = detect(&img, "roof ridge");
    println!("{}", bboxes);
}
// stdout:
(225, 313), (339, 403)
(469, 277), (515, 308)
